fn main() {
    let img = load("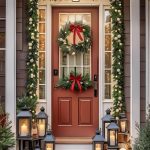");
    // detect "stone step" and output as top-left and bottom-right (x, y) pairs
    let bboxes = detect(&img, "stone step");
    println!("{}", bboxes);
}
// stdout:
(55, 144), (92, 150)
